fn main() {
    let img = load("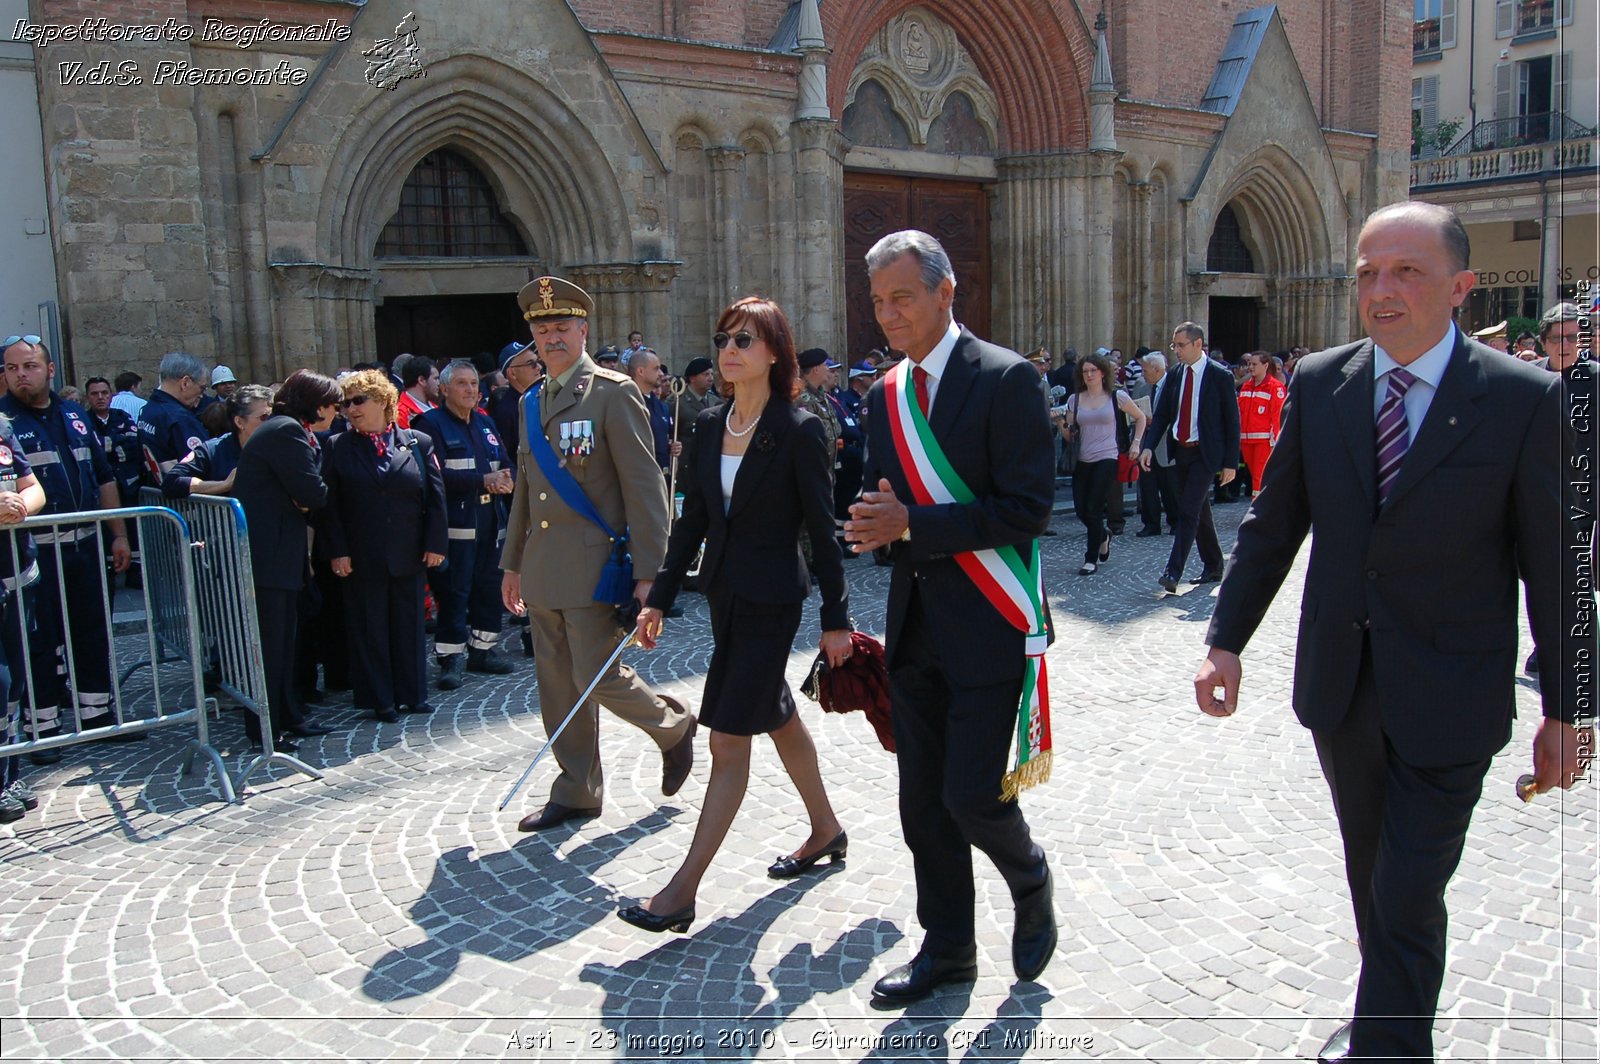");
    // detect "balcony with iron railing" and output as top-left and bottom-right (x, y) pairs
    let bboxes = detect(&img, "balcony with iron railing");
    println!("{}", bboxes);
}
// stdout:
(1412, 112), (1597, 187)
